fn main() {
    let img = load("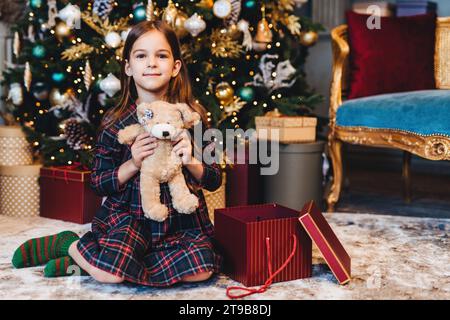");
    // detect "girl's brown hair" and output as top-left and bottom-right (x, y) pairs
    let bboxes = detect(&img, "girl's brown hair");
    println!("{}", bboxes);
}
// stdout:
(100, 20), (209, 131)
